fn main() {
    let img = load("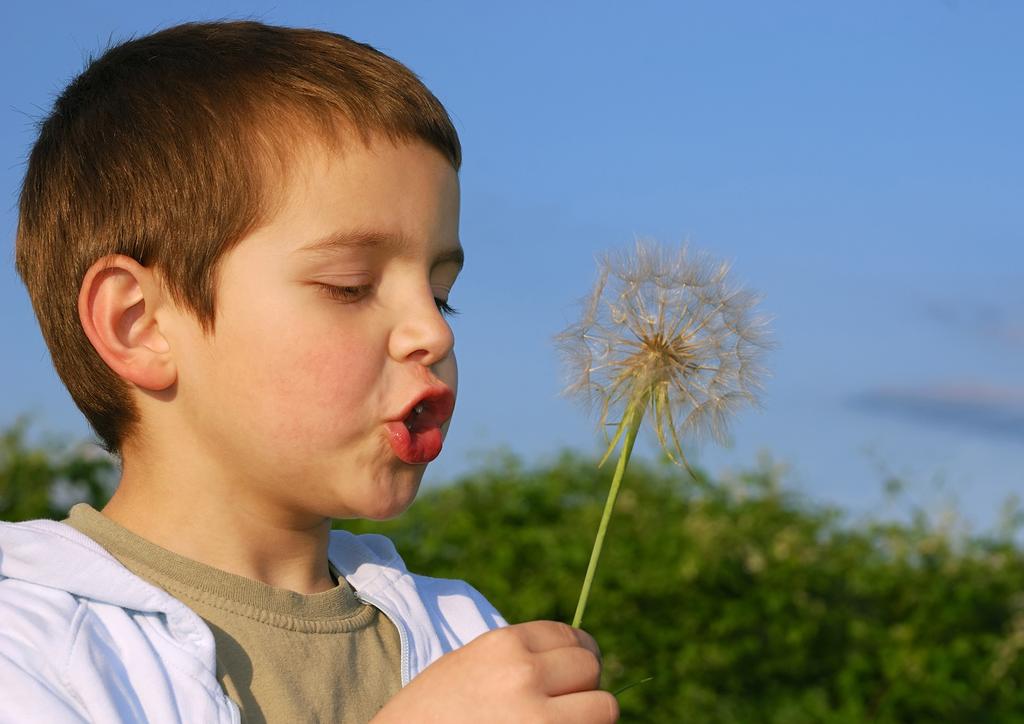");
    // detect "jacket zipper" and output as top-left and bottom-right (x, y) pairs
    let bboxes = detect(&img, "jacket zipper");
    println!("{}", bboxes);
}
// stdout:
(356, 591), (412, 686)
